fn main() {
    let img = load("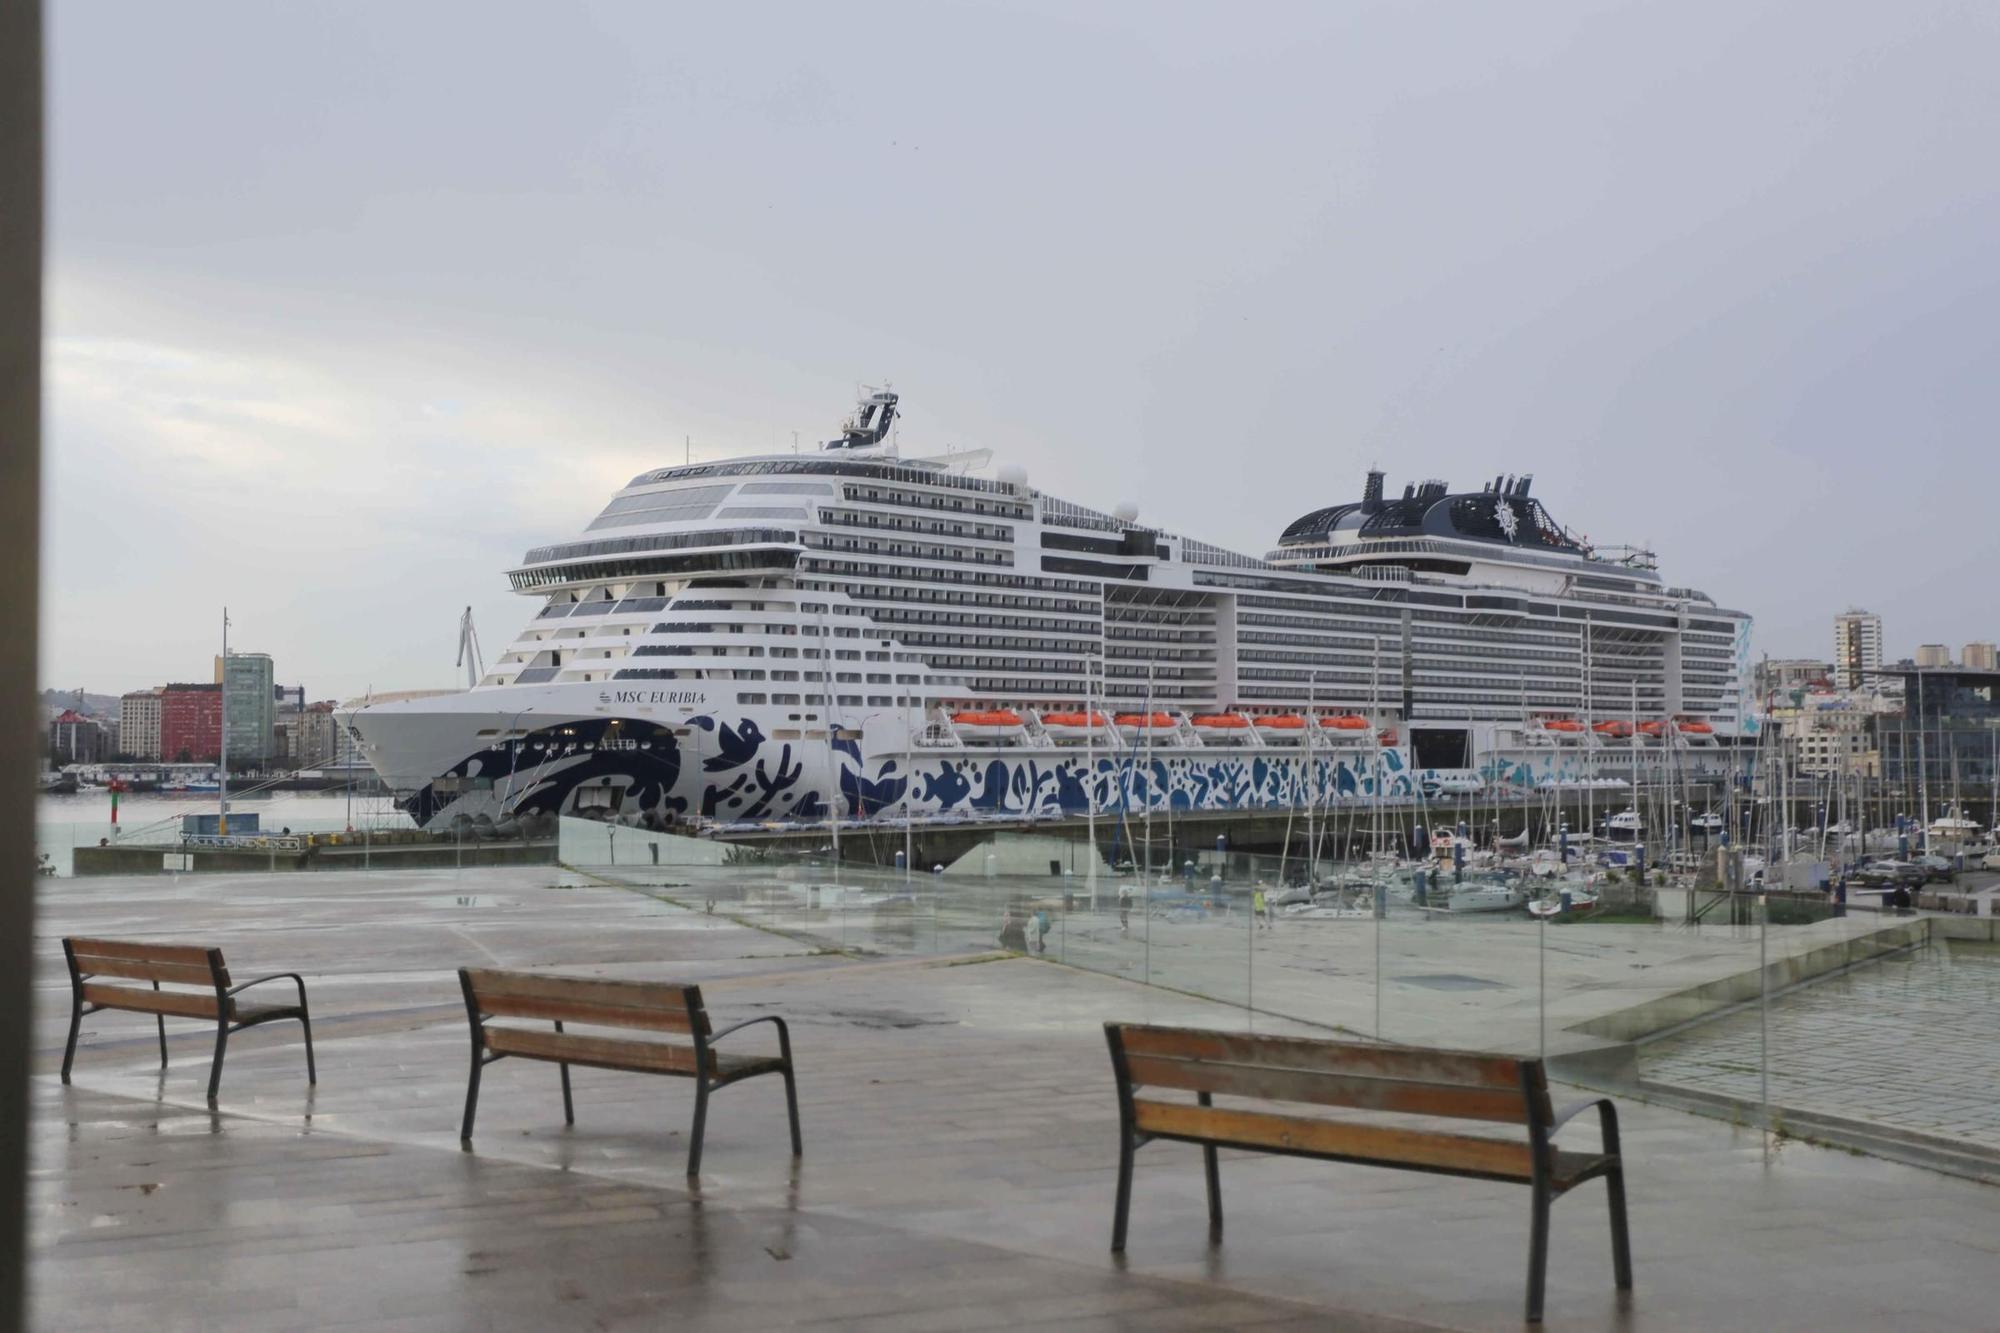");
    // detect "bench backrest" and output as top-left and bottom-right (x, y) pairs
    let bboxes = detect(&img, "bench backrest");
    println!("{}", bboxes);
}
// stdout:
(1106, 1024), (1550, 1128)
(65, 937), (228, 988)
(460, 968), (711, 1037)
(64, 937), (230, 1019)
